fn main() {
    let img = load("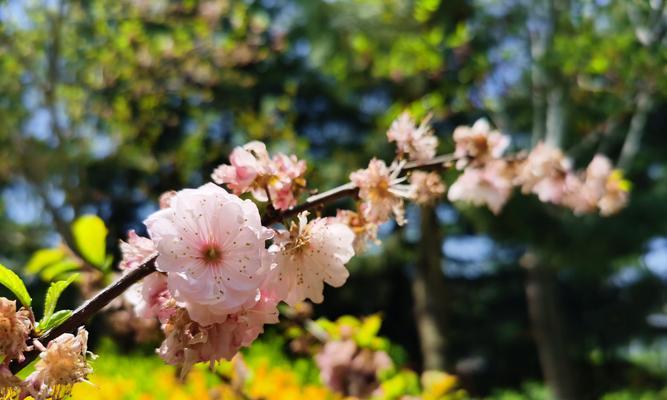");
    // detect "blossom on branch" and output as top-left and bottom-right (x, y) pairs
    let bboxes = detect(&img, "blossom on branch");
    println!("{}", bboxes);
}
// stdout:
(350, 158), (413, 225)
(270, 212), (355, 306)
(453, 118), (510, 169)
(515, 142), (573, 204)
(333, 209), (379, 252)
(386, 112), (438, 161)
(158, 290), (278, 377)
(25, 327), (94, 400)
(211, 141), (307, 210)
(0, 298), (32, 364)
(145, 183), (273, 326)
(118, 230), (158, 271)
(409, 171), (446, 205)
(448, 160), (514, 215)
